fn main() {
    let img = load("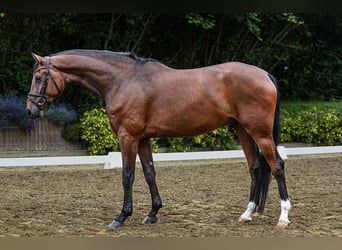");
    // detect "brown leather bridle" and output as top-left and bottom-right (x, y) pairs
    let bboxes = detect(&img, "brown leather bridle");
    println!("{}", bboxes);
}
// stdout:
(27, 56), (61, 110)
